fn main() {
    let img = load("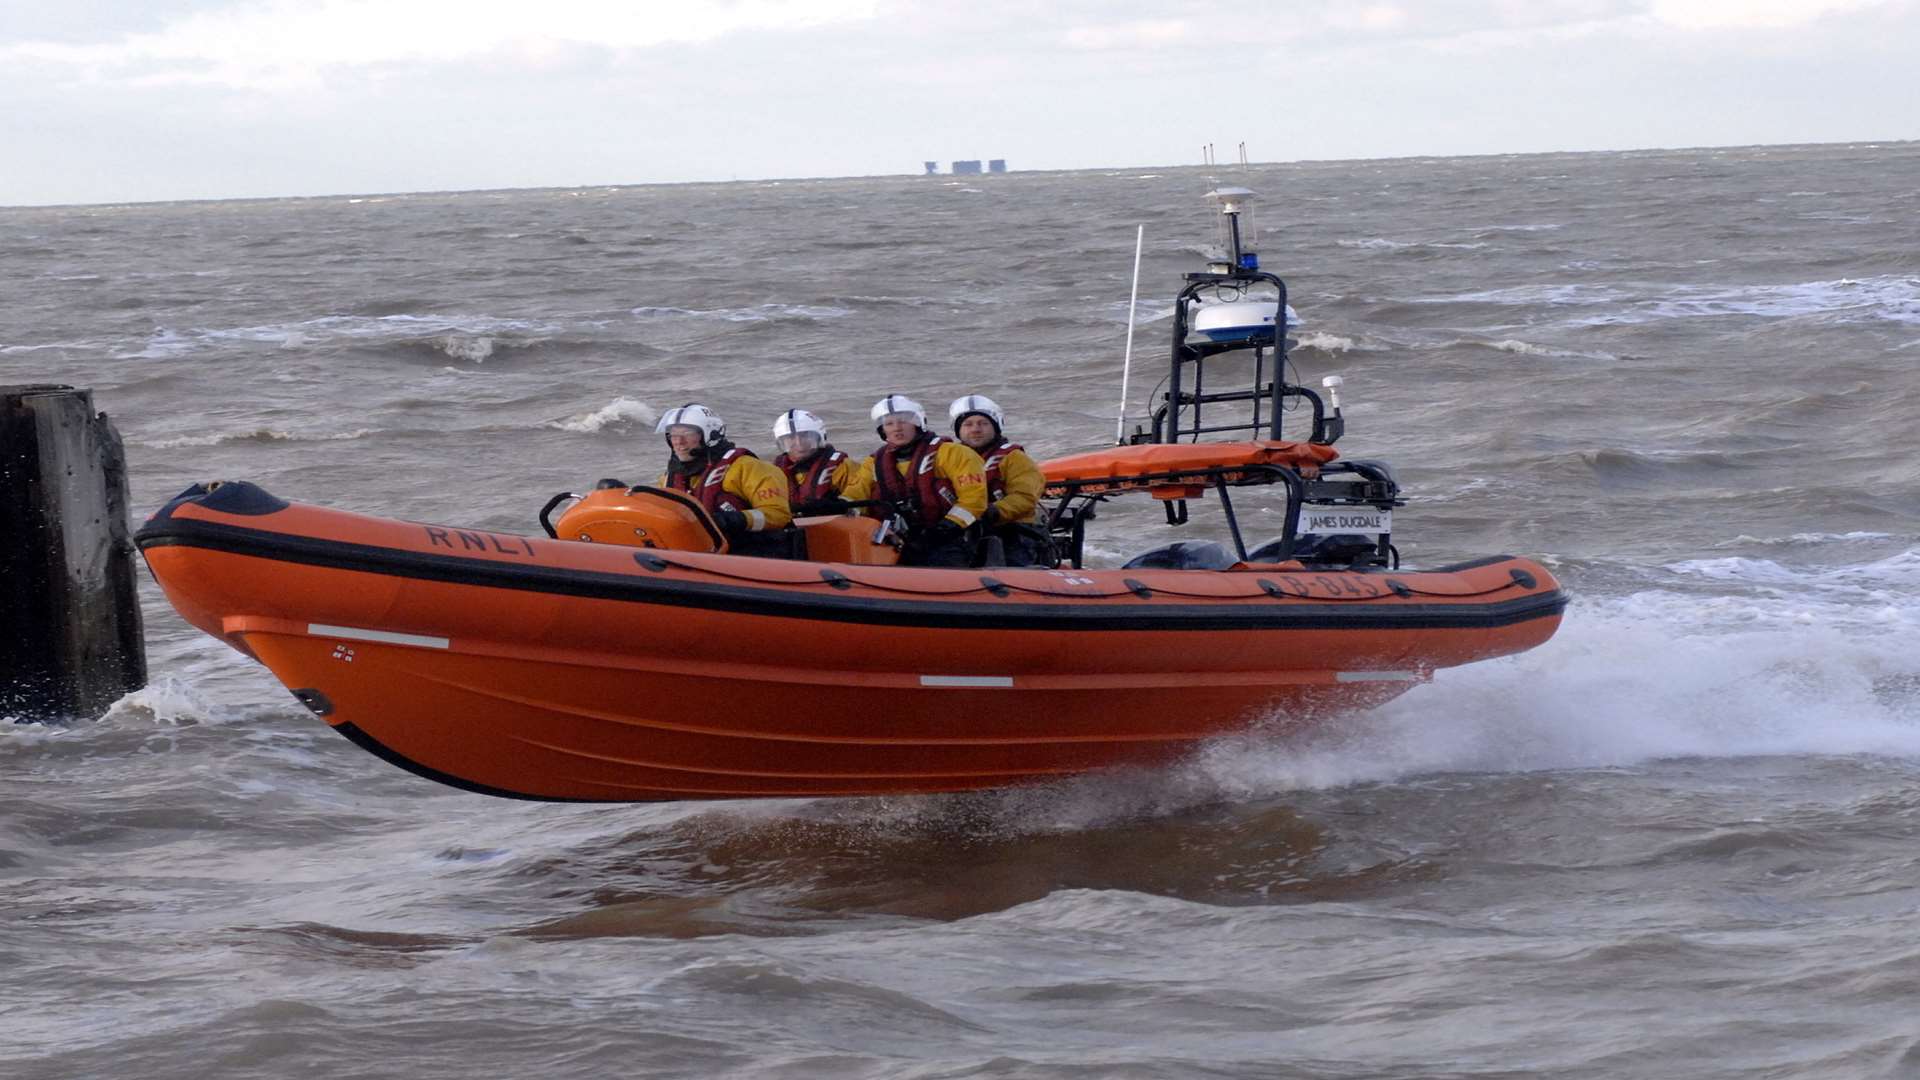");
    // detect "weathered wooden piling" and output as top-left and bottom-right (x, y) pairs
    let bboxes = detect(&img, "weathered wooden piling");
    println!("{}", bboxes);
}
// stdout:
(1, 385), (147, 721)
